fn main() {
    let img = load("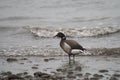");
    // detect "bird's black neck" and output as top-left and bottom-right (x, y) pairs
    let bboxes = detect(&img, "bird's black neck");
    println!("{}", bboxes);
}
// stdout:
(61, 37), (66, 40)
